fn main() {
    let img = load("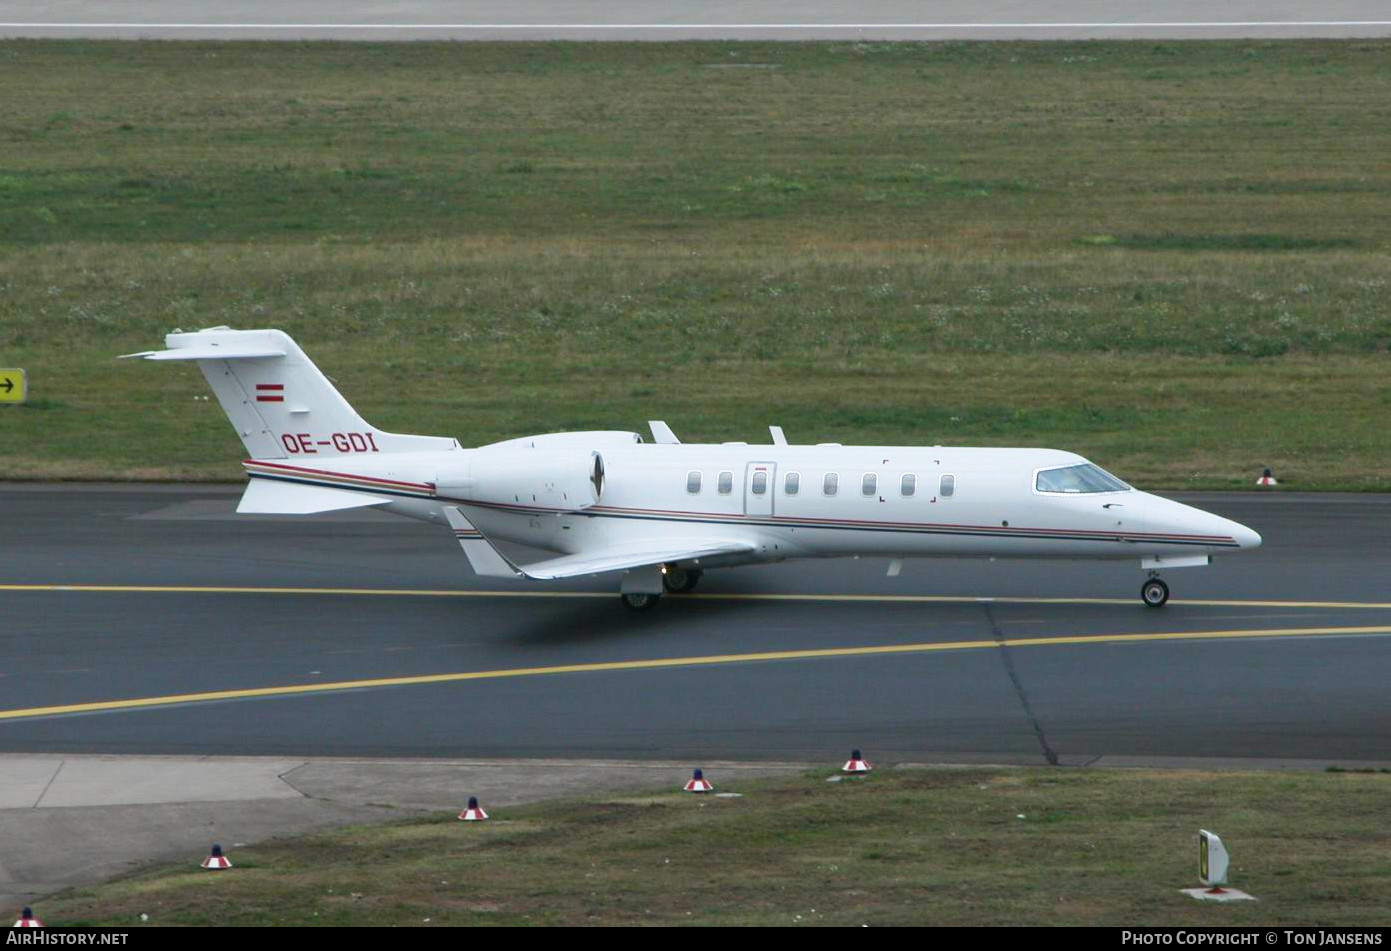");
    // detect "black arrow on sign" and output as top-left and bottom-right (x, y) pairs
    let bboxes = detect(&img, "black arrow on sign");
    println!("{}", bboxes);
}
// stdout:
(0, 379), (13, 393)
